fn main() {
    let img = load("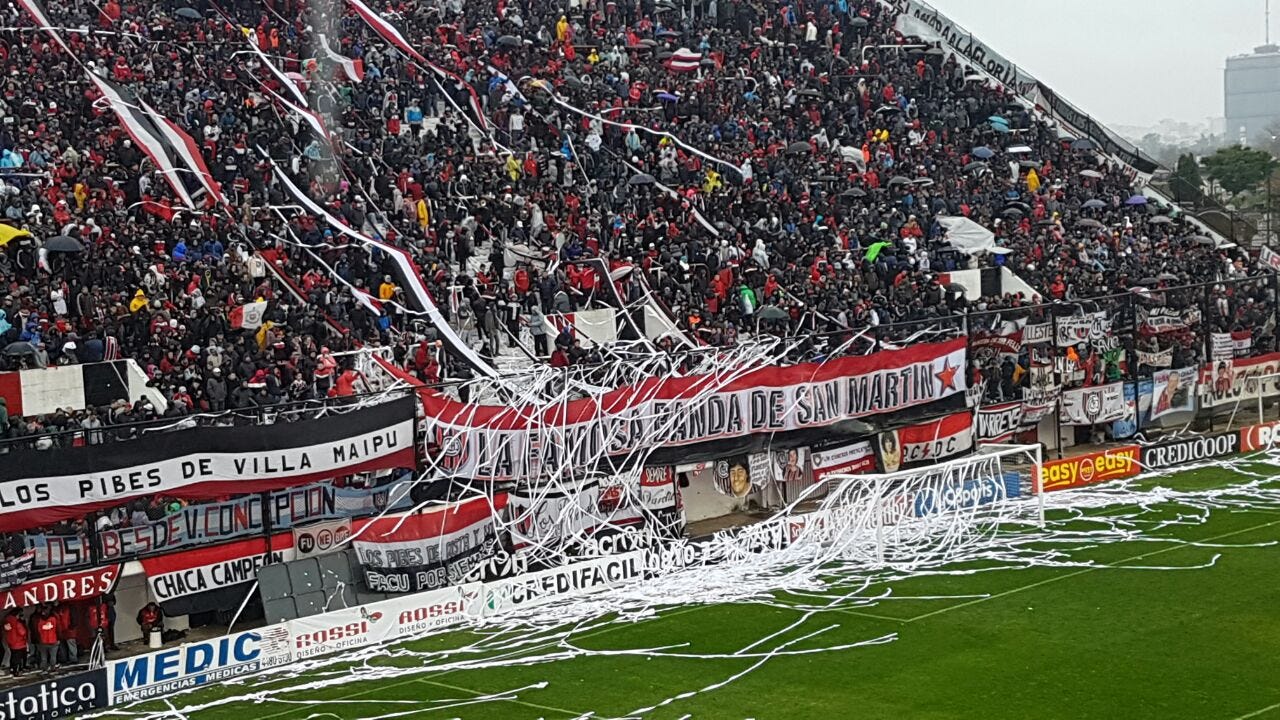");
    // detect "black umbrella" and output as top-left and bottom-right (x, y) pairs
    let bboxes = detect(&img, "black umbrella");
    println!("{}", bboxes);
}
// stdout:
(848, 17), (869, 28)
(1148, 215), (1174, 225)
(1158, 272), (1181, 281)
(496, 35), (521, 47)
(1076, 218), (1104, 229)
(1018, 160), (1043, 169)
(1192, 235), (1216, 246)
(174, 7), (202, 20)
(45, 235), (84, 252)
(1001, 207), (1025, 218)
(656, 29), (681, 38)
(1138, 276), (1160, 286)
(2, 341), (36, 357)
(1071, 138), (1097, 151)
(888, 176), (912, 187)
(657, 50), (674, 60)
(795, 88), (823, 98)
(786, 141), (812, 155)
(964, 161), (989, 172)
(636, 38), (658, 47)
(628, 173), (656, 186)
(839, 188), (868, 199)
